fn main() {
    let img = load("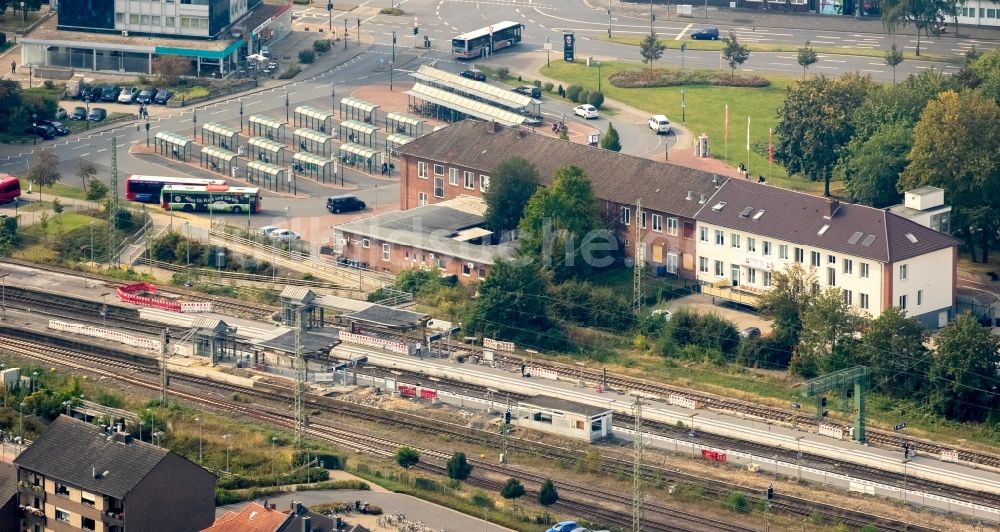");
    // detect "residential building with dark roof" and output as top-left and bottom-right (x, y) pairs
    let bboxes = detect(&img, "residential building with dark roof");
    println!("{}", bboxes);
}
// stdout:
(693, 179), (959, 328)
(397, 121), (731, 278)
(14, 415), (216, 532)
(205, 500), (337, 532)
